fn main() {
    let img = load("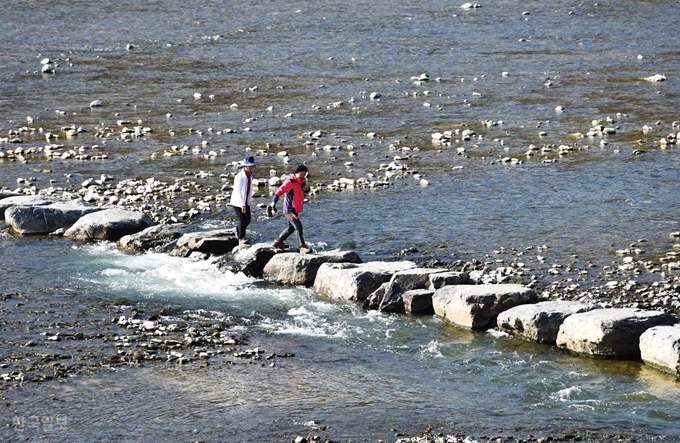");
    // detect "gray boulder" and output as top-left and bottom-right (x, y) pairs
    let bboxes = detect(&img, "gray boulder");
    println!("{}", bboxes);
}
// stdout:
(432, 284), (537, 330)
(217, 243), (279, 278)
(403, 289), (435, 315)
(364, 281), (403, 313)
(263, 249), (362, 287)
(63, 208), (154, 241)
(429, 271), (470, 289)
(173, 229), (238, 257)
(556, 308), (676, 359)
(313, 261), (416, 302)
(117, 223), (191, 253)
(640, 325), (680, 377)
(497, 300), (601, 345)
(390, 268), (450, 291)
(364, 268), (448, 313)
(0, 190), (19, 200)
(0, 195), (61, 221)
(5, 199), (102, 235)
